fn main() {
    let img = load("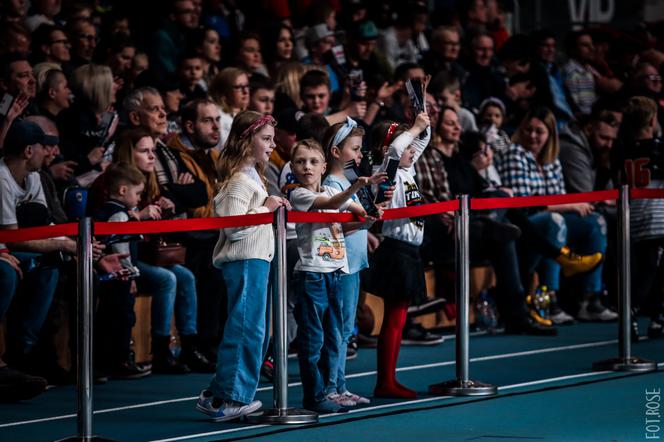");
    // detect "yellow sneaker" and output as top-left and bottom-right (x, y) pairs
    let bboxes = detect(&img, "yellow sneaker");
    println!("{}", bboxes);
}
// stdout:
(555, 246), (603, 278)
